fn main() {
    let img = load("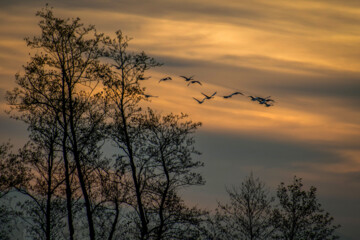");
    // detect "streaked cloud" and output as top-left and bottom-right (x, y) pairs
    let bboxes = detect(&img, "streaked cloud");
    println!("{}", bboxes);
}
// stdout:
(1, 1), (359, 238)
